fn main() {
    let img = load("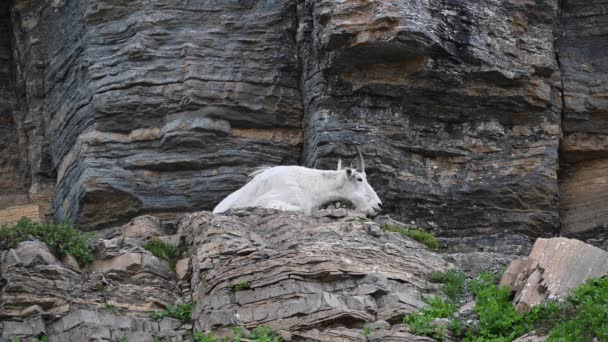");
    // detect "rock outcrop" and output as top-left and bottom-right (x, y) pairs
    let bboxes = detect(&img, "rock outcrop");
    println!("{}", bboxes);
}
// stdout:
(1, 209), (452, 341)
(500, 237), (608, 312)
